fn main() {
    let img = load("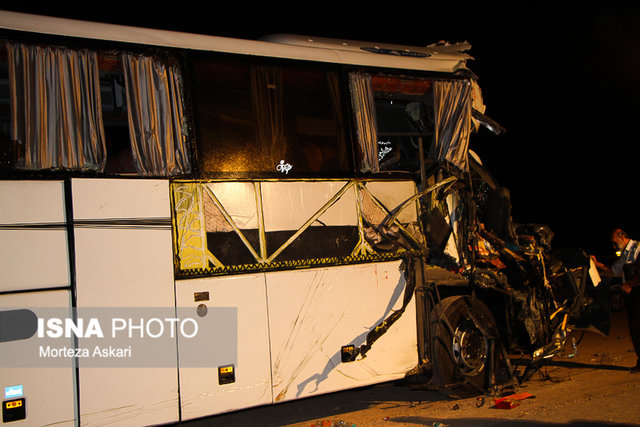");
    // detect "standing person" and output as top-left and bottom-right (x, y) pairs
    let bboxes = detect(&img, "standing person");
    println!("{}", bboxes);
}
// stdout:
(592, 229), (640, 373)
